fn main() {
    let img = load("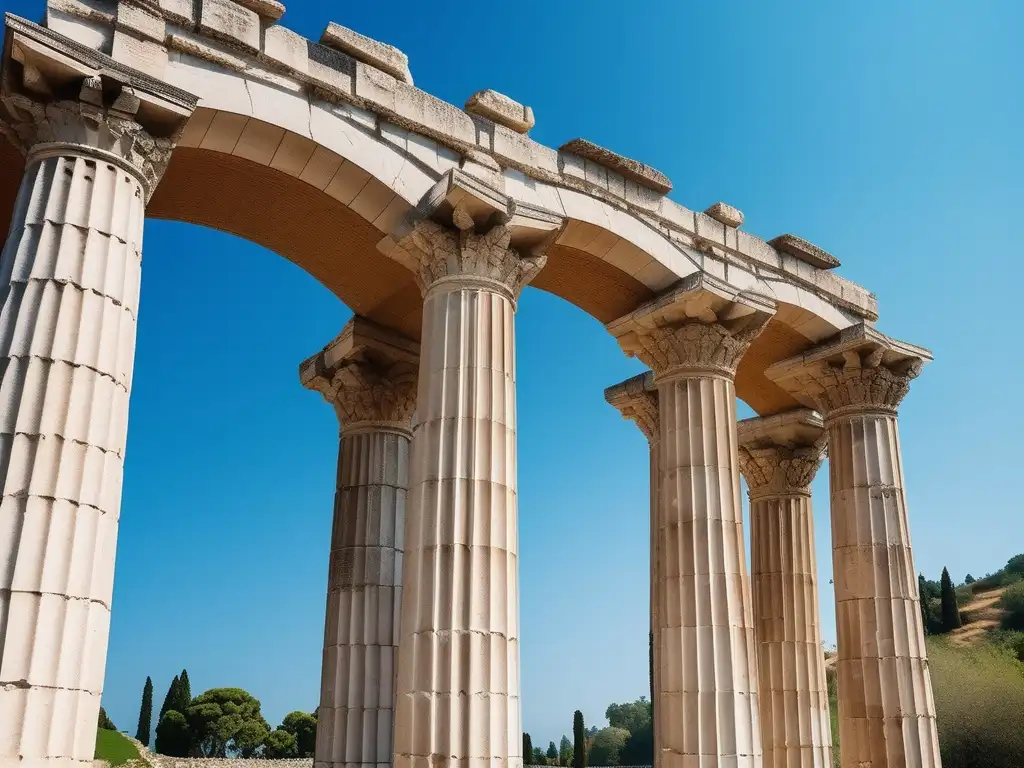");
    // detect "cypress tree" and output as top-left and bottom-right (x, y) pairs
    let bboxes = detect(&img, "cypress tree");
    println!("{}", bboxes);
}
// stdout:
(523, 733), (533, 765)
(159, 675), (180, 721)
(940, 567), (962, 632)
(135, 676), (154, 746)
(98, 707), (116, 730)
(919, 574), (932, 634)
(572, 710), (586, 768)
(170, 669), (191, 714)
